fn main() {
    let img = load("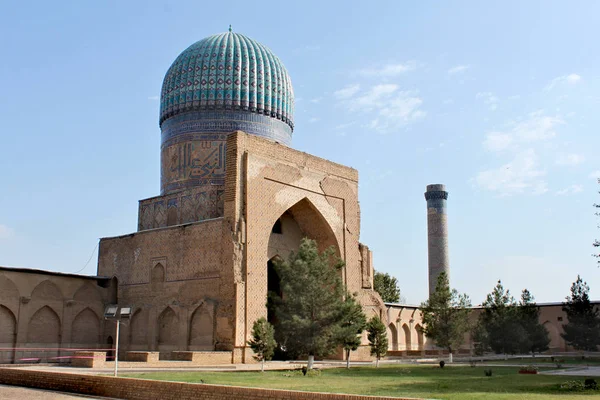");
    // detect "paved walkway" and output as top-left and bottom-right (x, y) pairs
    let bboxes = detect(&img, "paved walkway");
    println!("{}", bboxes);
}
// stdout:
(540, 366), (600, 377)
(0, 385), (112, 400)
